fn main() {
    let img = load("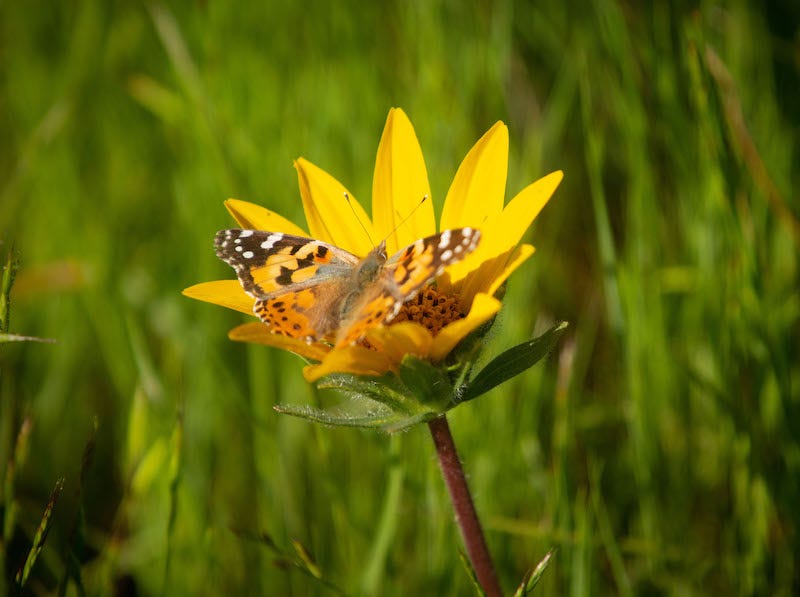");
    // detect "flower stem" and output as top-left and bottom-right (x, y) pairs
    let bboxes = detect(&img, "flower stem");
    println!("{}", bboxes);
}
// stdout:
(428, 415), (501, 597)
